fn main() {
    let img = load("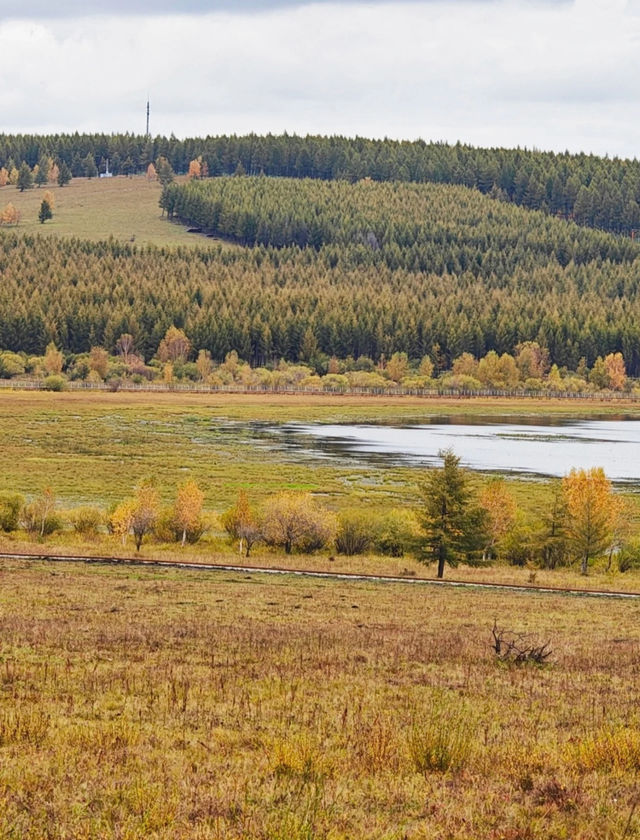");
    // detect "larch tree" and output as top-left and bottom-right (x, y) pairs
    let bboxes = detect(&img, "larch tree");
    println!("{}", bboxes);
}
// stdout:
(0, 203), (20, 226)
(187, 158), (202, 179)
(562, 467), (615, 575)
(418, 449), (488, 579)
(173, 480), (204, 546)
(38, 198), (53, 225)
(16, 162), (33, 192)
